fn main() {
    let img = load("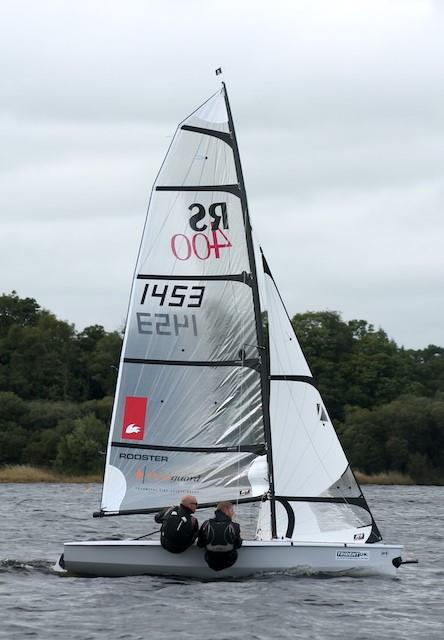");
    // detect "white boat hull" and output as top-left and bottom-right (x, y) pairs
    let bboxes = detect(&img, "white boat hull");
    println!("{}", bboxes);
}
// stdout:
(60, 539), (403, 578)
